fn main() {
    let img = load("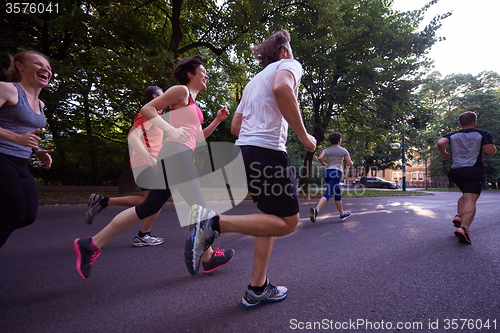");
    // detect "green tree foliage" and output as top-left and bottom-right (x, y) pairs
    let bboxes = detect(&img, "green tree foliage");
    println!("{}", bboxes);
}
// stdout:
(0, 0), (291, 186)
(267, 0), (449, 190)
(1, 0), (450, 188)
(422, 71), (500, 183)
